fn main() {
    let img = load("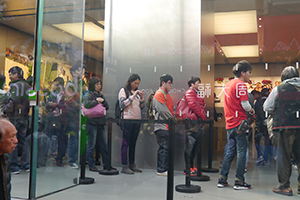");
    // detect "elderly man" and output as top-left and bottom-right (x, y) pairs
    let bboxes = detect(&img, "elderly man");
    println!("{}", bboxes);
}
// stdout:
(264, 66), (300, 196)
(0, 117), (18, 200)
